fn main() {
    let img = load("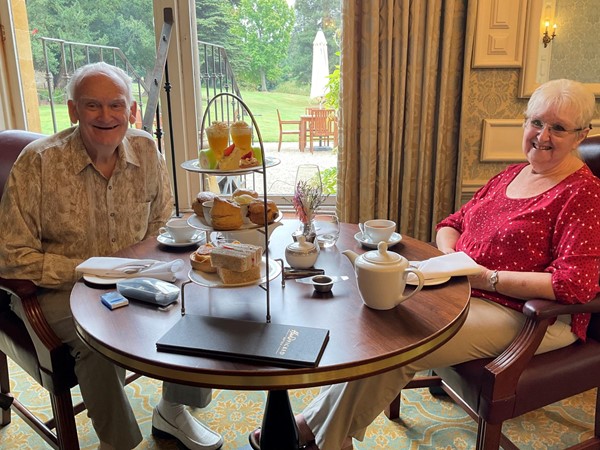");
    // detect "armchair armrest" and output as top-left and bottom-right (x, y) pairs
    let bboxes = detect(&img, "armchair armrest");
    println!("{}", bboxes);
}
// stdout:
(523, 294), (600, 319)
(481, 294), (600, 401)
(0, 276), (65, 371)
(0, 278), (37, 297)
